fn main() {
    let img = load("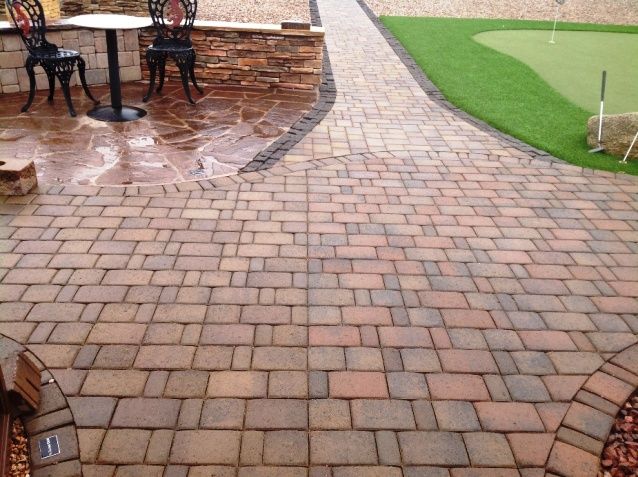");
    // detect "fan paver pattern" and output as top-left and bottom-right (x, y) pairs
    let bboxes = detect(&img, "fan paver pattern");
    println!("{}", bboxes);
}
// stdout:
(1, 0), (638, 476)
